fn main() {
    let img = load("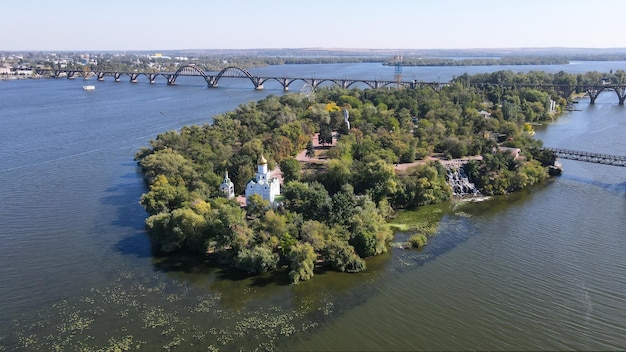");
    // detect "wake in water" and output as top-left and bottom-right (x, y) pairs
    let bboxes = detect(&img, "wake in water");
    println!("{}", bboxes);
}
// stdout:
(561, 174), (626, 195)
(0, 148), (108, 174)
